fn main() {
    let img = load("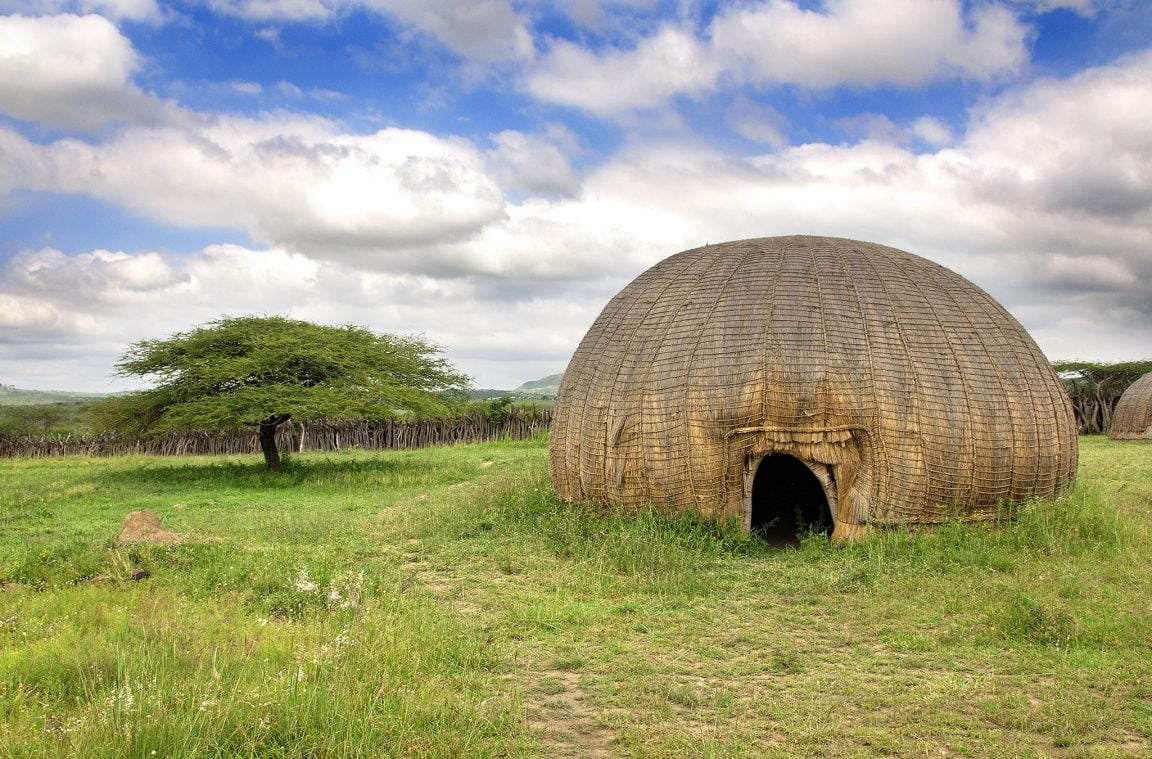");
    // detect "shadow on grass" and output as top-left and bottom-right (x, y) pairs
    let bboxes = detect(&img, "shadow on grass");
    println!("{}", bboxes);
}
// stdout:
(96, 454), (432, 491)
